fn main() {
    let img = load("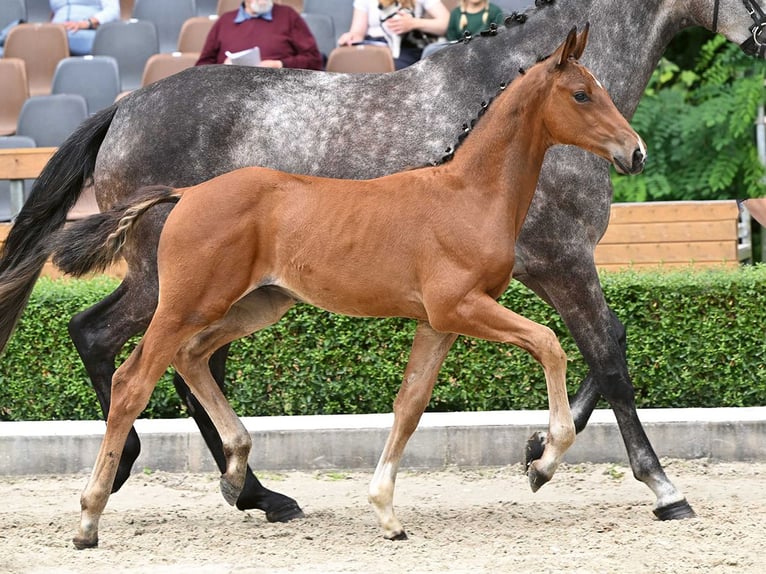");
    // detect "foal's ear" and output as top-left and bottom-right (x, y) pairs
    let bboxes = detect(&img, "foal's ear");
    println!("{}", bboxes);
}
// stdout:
(573, 21), (590, 60)
(556, 26), (579, 68)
